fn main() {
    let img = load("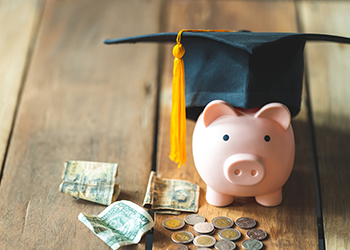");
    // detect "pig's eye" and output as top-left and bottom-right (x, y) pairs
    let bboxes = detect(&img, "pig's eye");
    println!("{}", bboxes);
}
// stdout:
(264, 135), (271, 142)
(223, 134), (230, 141)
